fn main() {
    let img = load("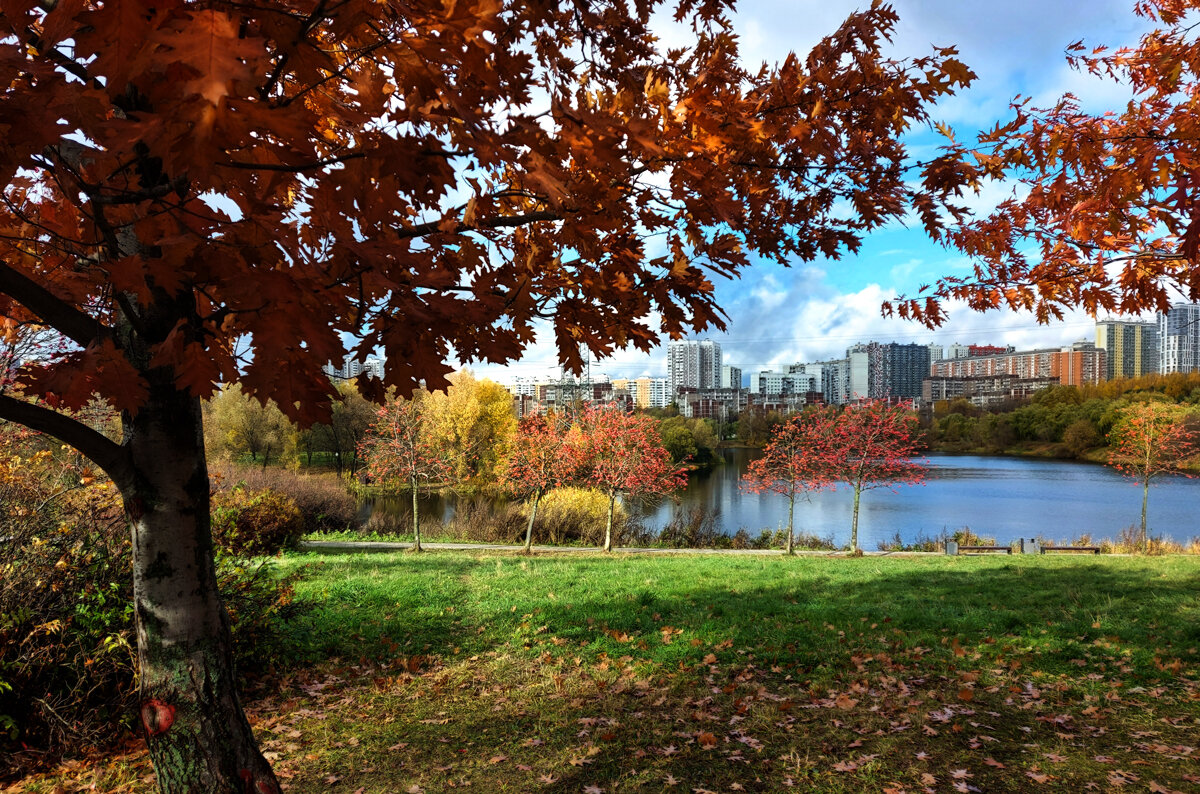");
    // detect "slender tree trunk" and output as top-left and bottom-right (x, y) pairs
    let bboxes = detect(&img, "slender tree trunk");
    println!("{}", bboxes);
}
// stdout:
(411, 476), (422, 552)
(524, 488), (541, 554)
(604, 492), (616, 552)
(850, 485), (862, 553)
(124, 382), (277, 792)
(1140, 475), (1150, 552)
(786, 492), (795, 556)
